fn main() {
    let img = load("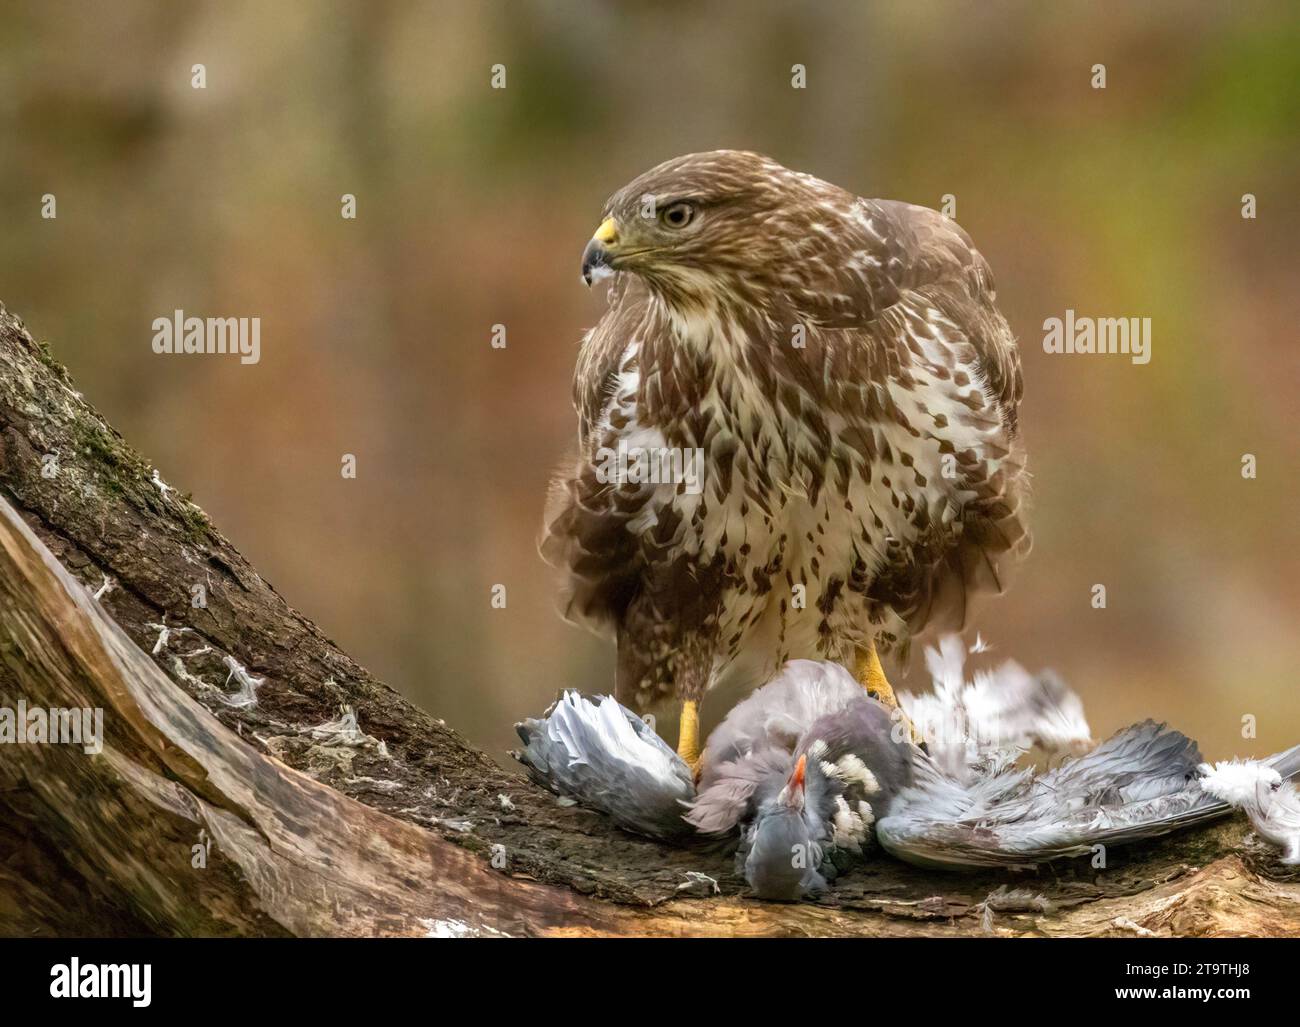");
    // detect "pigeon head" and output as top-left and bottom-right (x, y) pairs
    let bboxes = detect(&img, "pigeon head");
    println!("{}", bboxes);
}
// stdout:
(742, 754), (833, 901)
